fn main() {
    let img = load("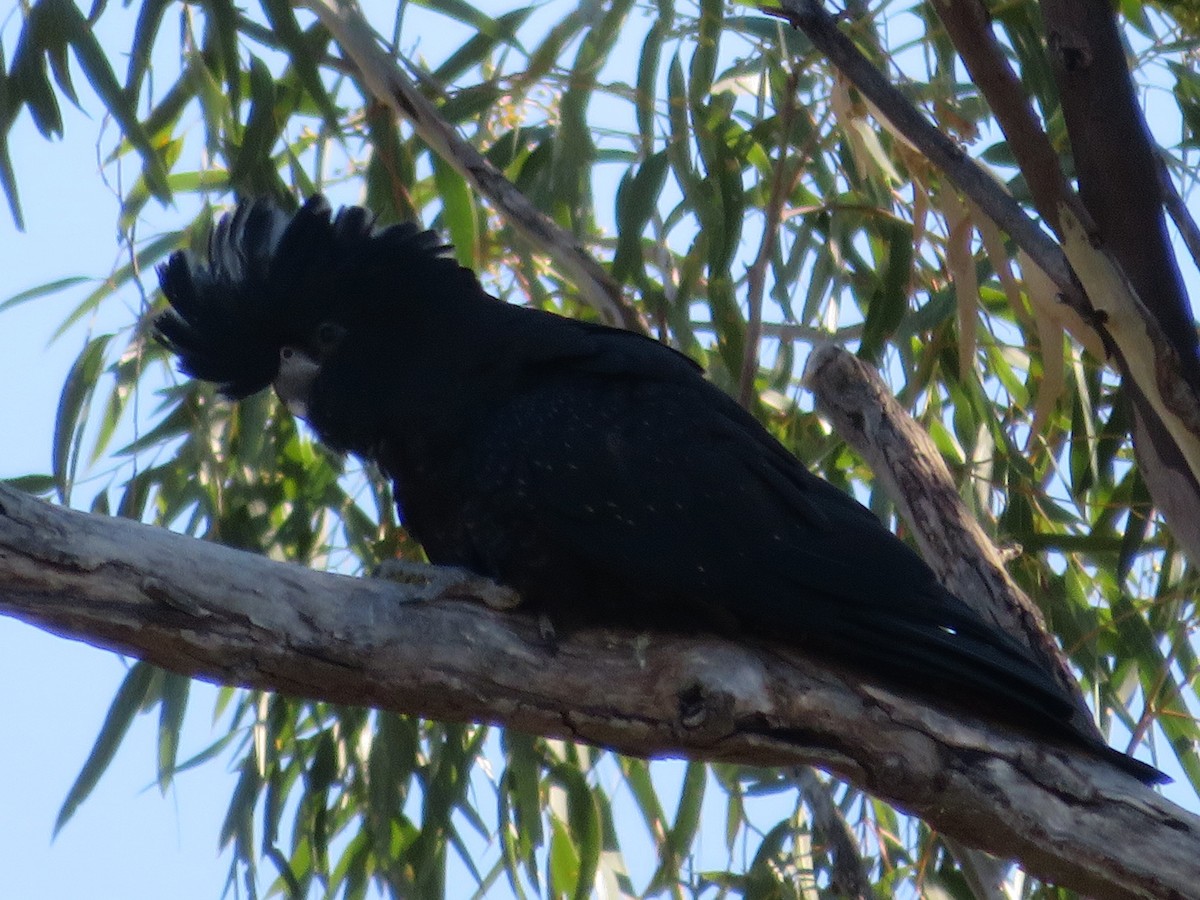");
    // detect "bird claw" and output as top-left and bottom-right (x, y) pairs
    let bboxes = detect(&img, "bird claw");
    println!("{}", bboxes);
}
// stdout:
(372, 558), (523, 610)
